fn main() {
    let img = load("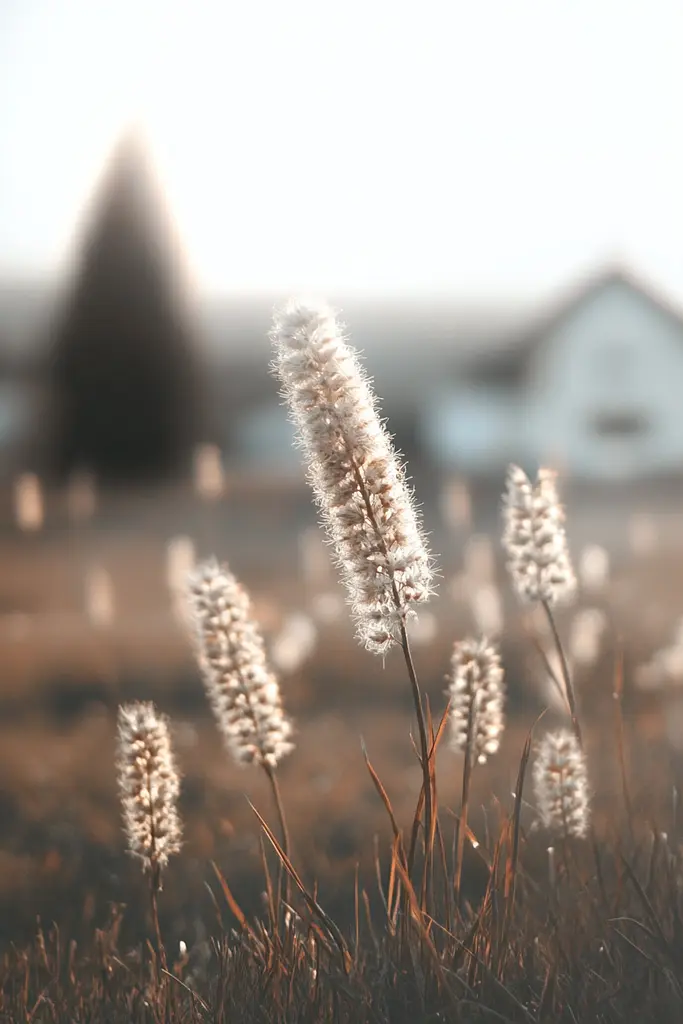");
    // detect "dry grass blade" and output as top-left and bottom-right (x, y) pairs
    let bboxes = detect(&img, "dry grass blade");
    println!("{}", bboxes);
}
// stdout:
(420, 695), (442, 914)
(247, 799), (352, 972)
(390, 854), (461, 1011)
(619, 853), (675, 966)
(210, 861), (257, 942)
(161, 969), (211, 1016)
(406, 698), (452, 878)
(258, 833), (279, 938)
(361, 739), (406, 860)
(612, 637), (635, 845)
(497, 718), (537, 976)
(450, 936), (537, 1024)
(454, 689), (477, 907)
